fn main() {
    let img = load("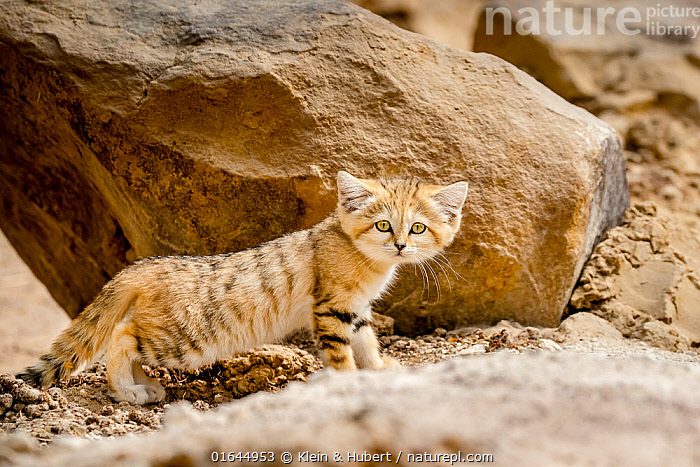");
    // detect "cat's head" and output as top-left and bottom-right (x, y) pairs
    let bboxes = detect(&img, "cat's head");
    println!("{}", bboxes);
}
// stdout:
(336, 171), (468, 266)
